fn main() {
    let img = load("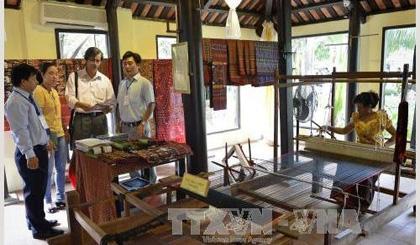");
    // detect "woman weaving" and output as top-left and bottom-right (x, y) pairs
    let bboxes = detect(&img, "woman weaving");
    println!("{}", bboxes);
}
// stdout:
(322, 91), (396, 210)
